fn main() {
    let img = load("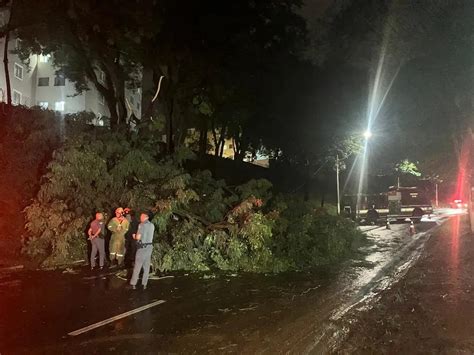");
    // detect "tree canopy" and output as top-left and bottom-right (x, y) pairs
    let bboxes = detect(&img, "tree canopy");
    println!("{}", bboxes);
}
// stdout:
(4, 0), (473, 196)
